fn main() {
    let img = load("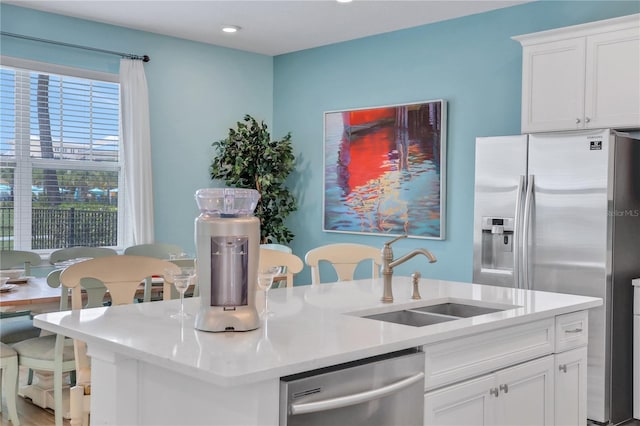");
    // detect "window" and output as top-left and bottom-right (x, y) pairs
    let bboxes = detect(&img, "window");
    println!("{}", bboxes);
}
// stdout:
(0, 57), (122, 251)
